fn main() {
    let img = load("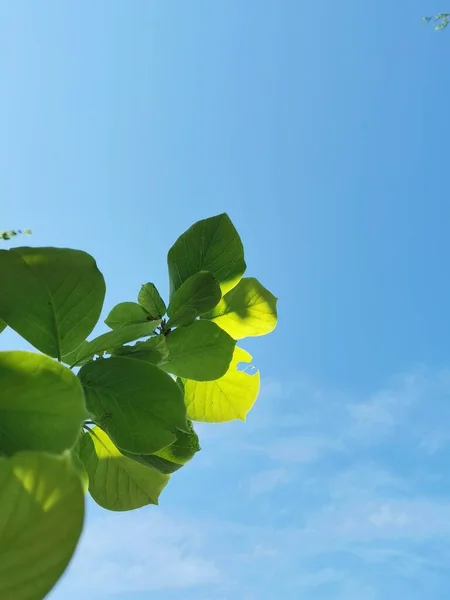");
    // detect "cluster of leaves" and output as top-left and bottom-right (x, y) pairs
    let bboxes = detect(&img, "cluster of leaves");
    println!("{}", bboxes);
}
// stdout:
(0, 228), (31, 241)
(0, 213), (277, 599)
(423, 13), (450, 30)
